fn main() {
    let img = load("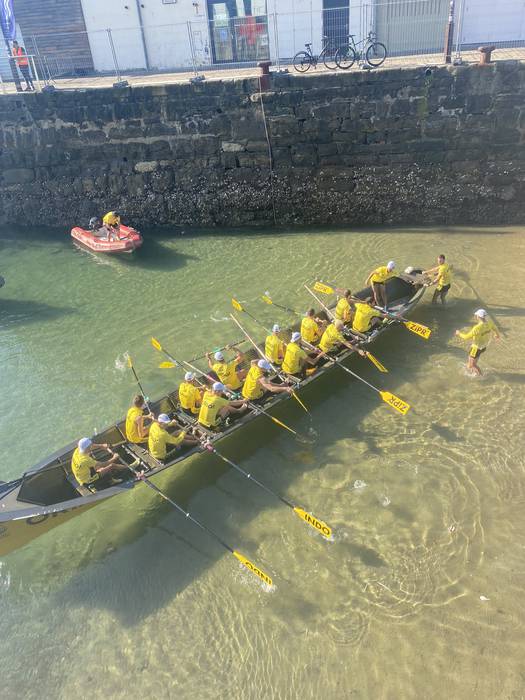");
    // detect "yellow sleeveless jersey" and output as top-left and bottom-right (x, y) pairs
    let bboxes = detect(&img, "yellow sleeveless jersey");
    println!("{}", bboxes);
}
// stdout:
(437, 263), (452, 289)
(370, 266), (394, 284)
(102, 211), (120, 226)
(458, 319), (496, 350)
(179, 382), (202, 414)
(319, 323), (344, 353)
(212, 360), (242, 390)
(282, 342), (307, 374)
(301, 317), (321, 343)
(242, 365), (264, 400)
(71, 448), (98, 485)
(265, 334), (284, 364)
(352, 303), (382, 333)
(335, 297), (351, 322)
(198, 391), (229, 428)
(148, 422), (186, 460)
(126, 406), (147, 443)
